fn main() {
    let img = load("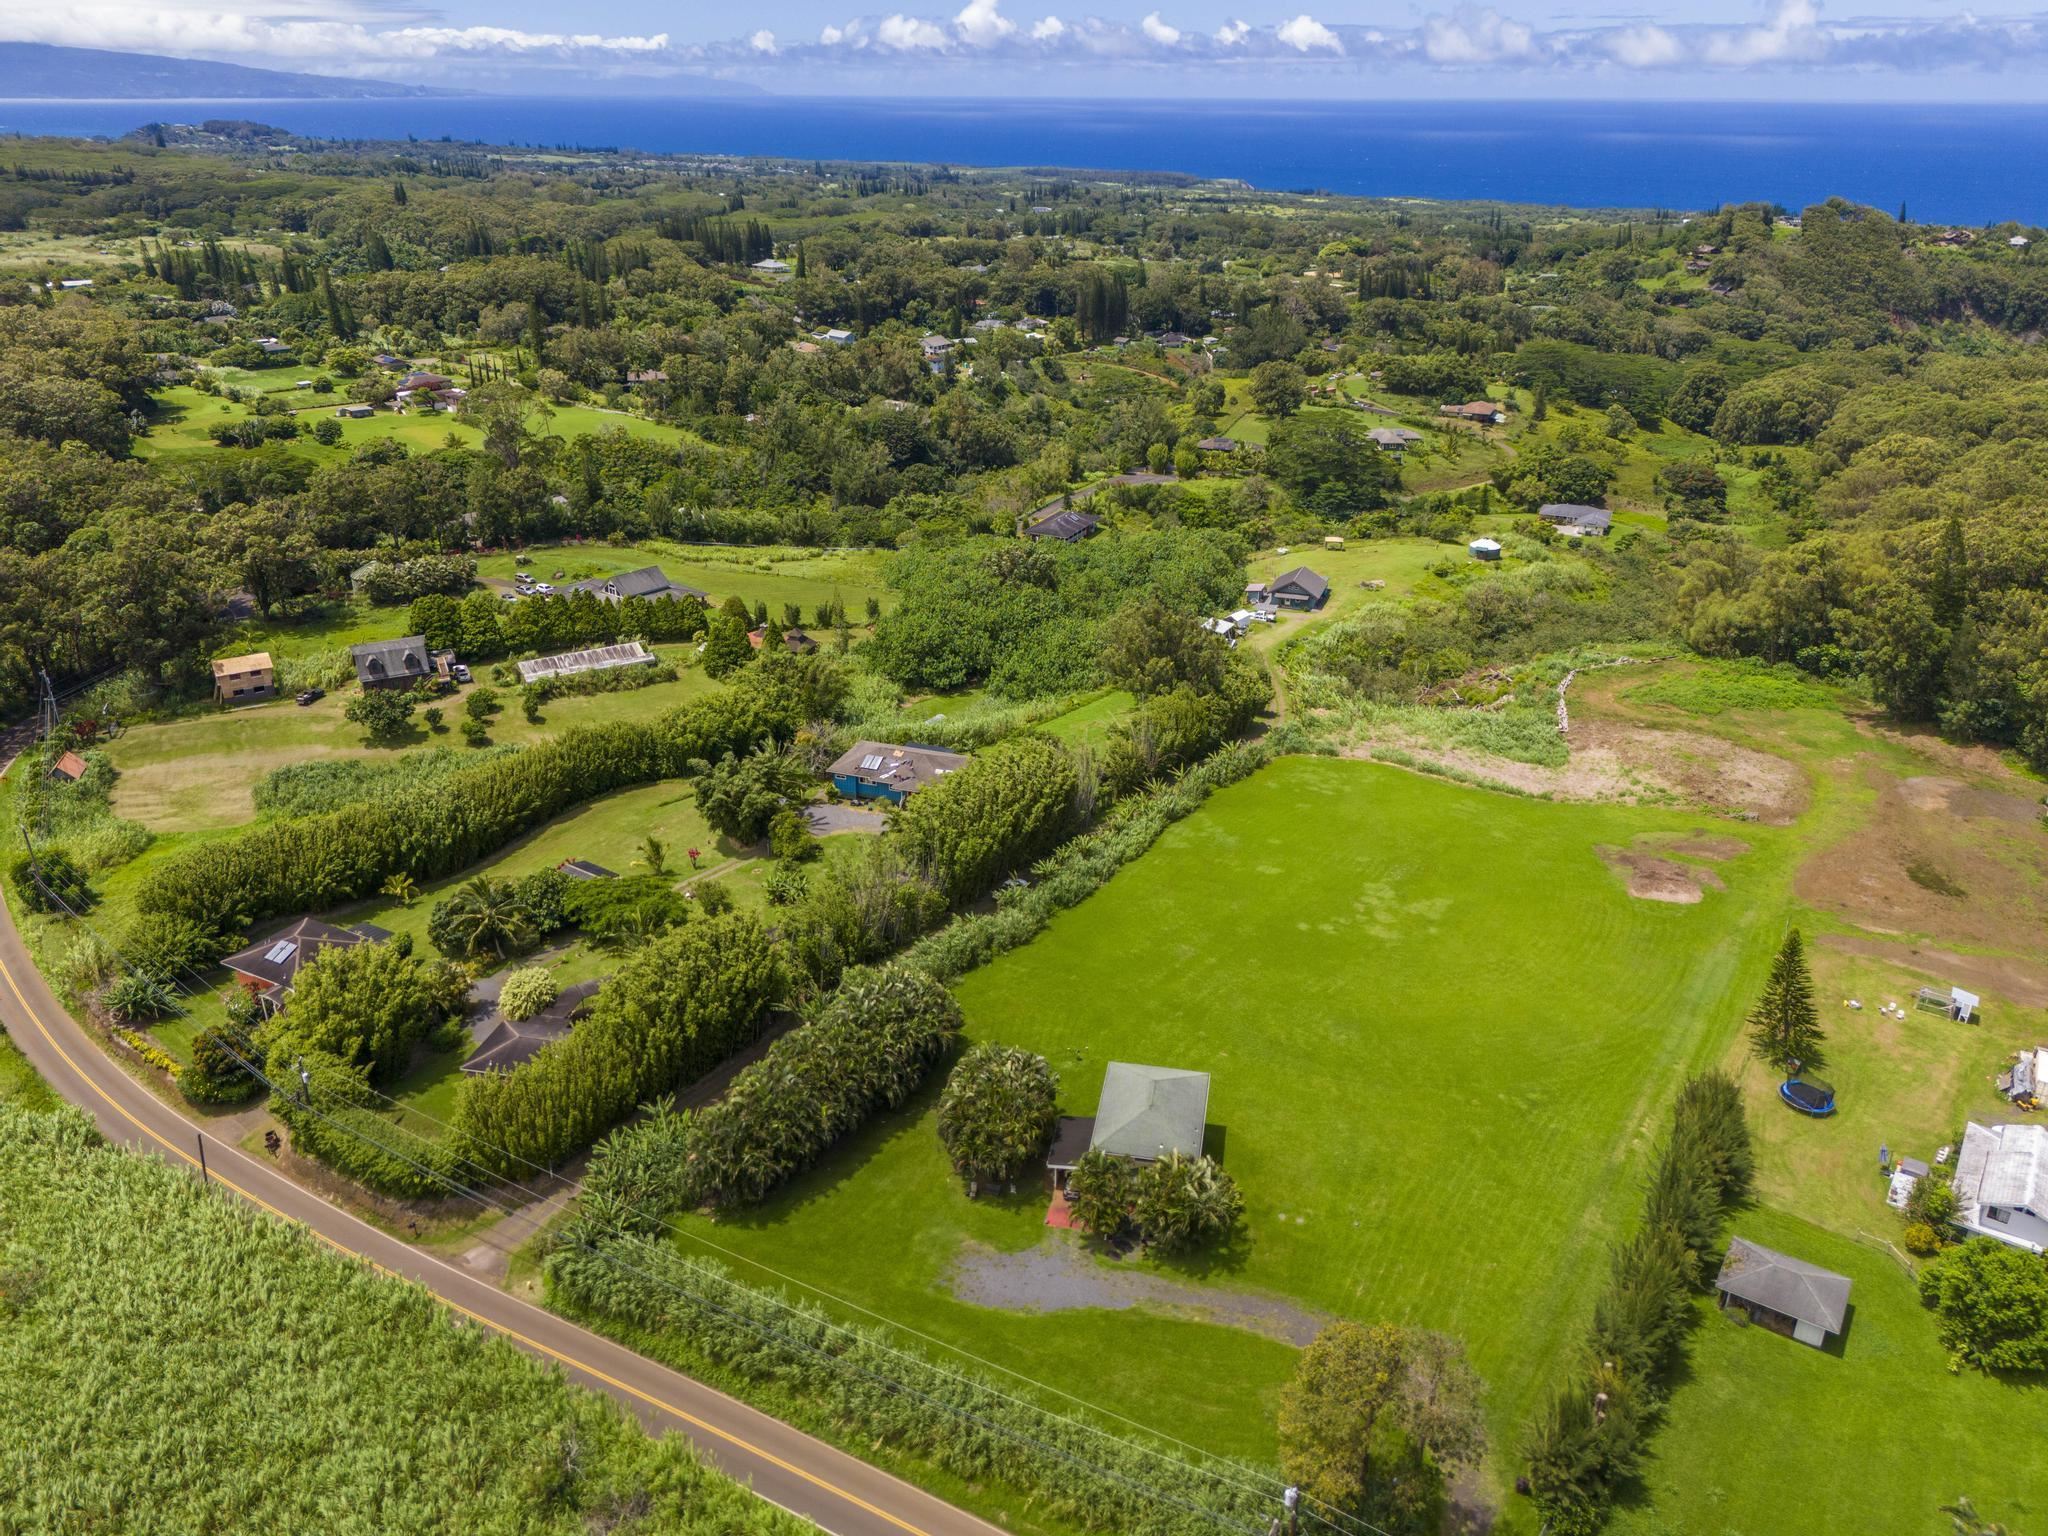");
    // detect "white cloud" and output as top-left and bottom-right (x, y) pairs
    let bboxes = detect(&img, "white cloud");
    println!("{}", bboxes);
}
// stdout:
(820, 23), (845, 44)
(1031, 14), (1065, 38)
(1421, 8), (1537, 64)
(749, 29), (778, 53)
(1140, 11), (1181, 45)
(876, 13), (950, 48)
(0, 5), (669, 63)
(1704, 0), (1824, 66)
(1275, 14), (1342, 53)
(1602, 23), (1680, 67)
(955, 0), (1016, 45)
(1214, 19), (1250, 45)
